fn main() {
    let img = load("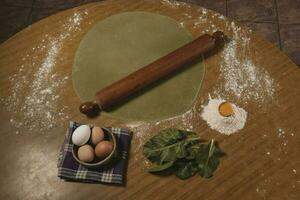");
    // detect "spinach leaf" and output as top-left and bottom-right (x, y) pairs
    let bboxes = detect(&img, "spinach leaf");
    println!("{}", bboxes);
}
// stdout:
(143, 128), (224, 180)
(197, 139), (222, 178)
(175, 159), (198, 179)
(186, 144), (202, 160)
(148, 161), (175, 172)
(143, 128), (200, 164)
